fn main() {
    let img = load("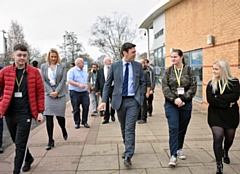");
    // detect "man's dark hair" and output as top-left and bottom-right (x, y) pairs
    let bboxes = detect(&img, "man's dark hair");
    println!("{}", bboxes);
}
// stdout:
(92, 63), (98, 68)
(13, 44), (28, 52)
(144, 59), (149, 63)
(32, 60), (38, 68)
(121, 42), (136, 56)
